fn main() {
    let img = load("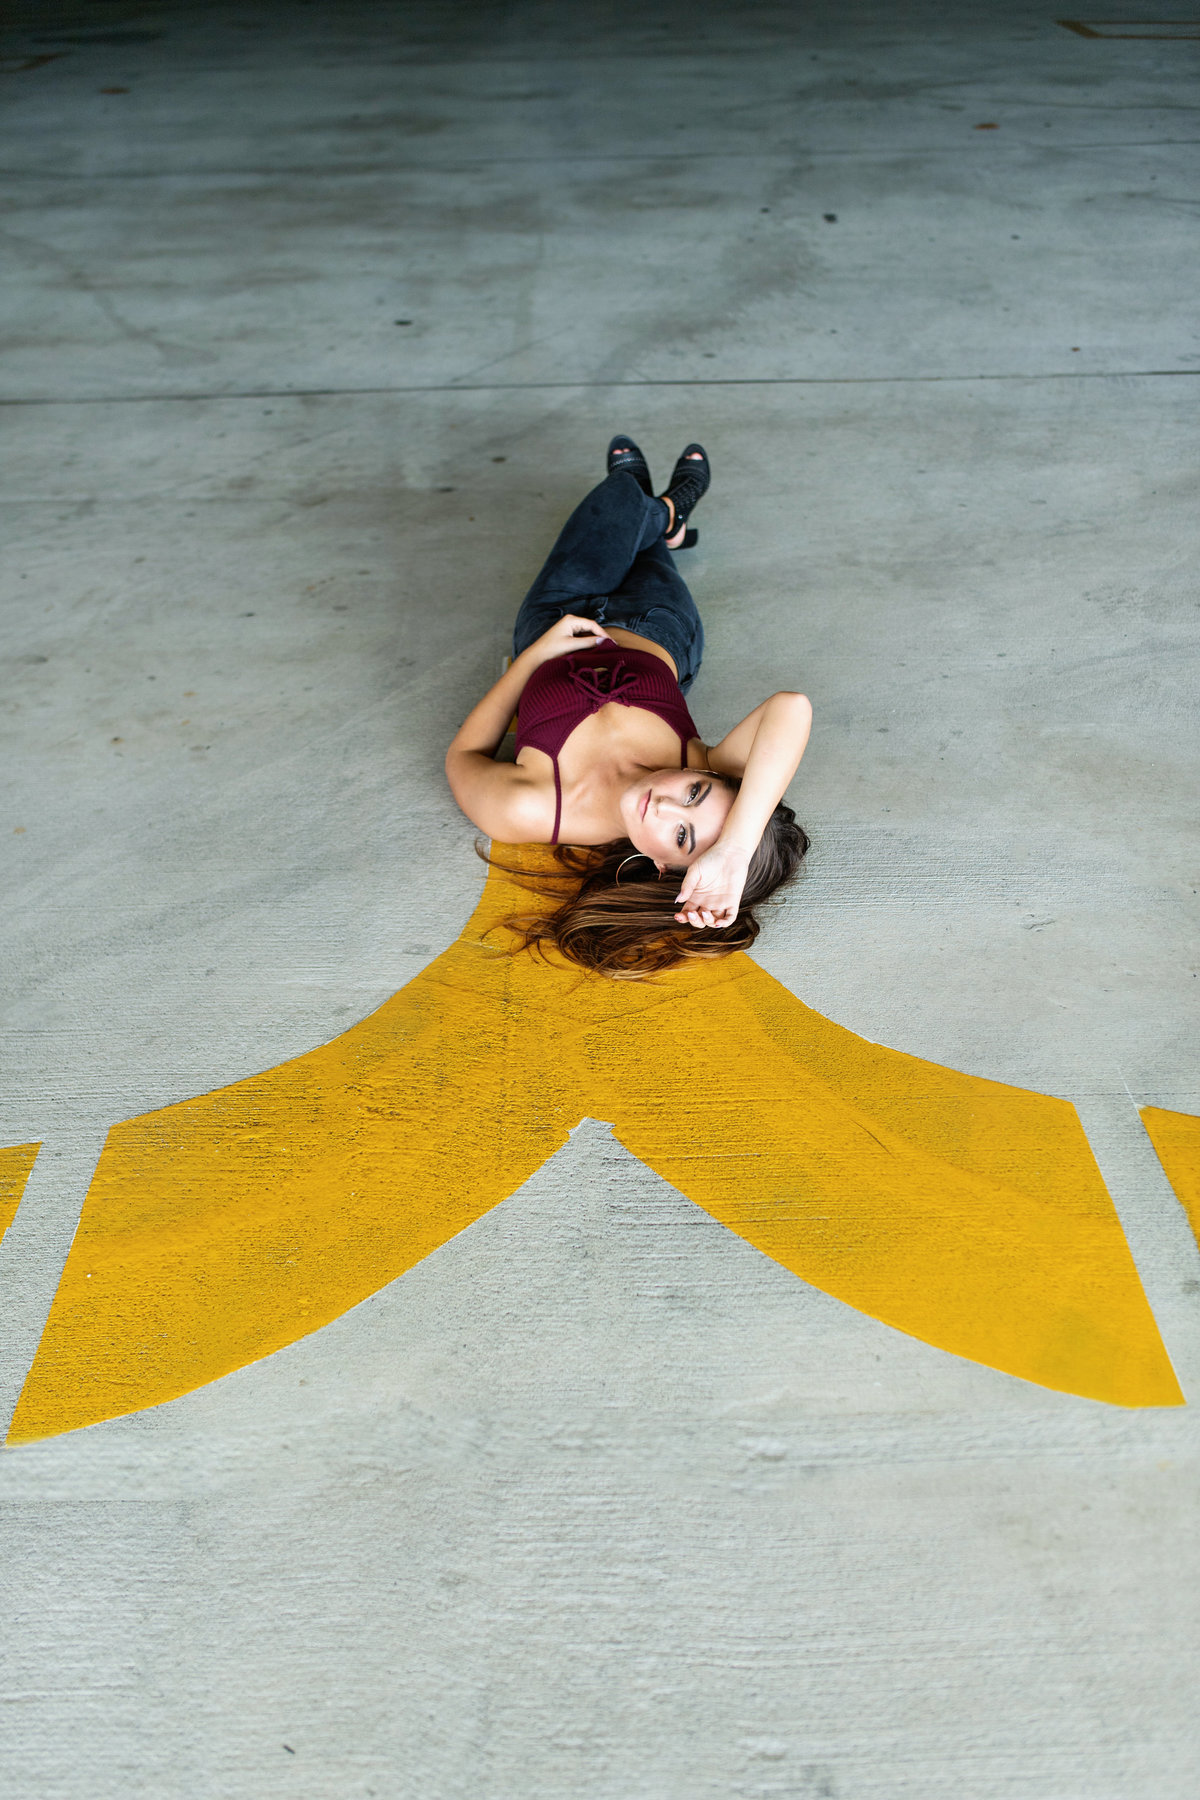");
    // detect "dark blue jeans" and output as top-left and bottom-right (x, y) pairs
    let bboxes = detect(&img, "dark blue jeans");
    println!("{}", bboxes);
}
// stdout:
(511, 470), (704, 692)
